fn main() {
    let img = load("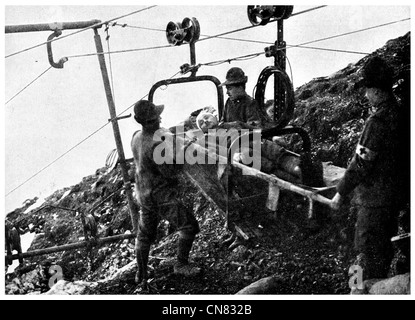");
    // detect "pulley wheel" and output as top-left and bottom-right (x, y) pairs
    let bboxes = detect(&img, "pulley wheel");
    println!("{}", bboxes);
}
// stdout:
(166, 21), (185, 46)
(247, 5), (271, 26)
(182, 17), (200, 43)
